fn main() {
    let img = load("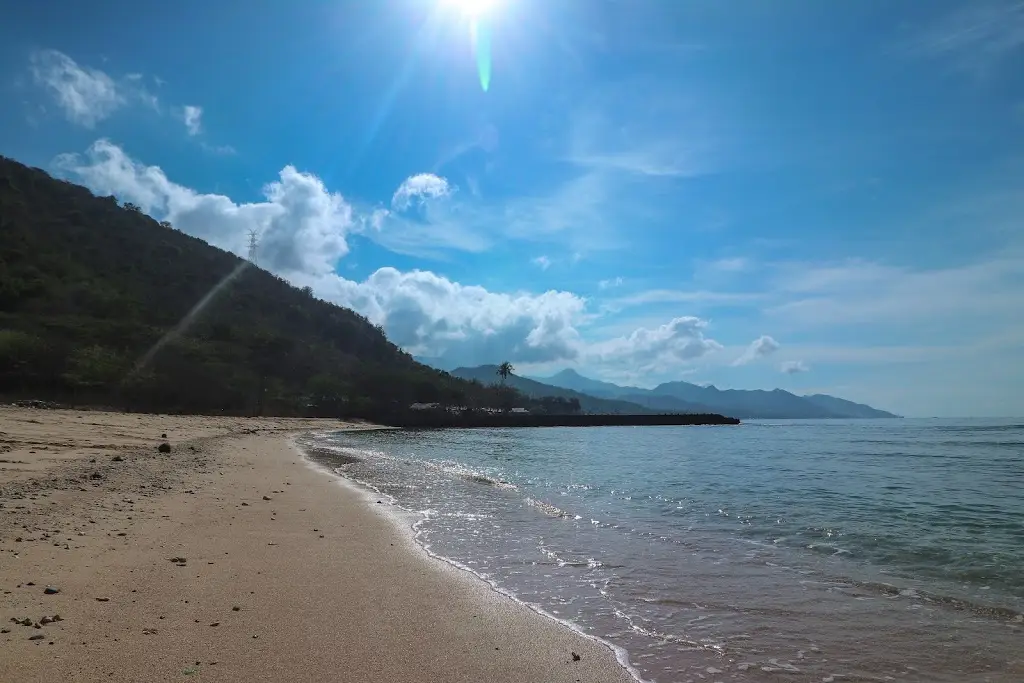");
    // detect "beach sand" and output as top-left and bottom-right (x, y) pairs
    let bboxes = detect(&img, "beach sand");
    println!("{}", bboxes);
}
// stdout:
(0, 406), (633, 682)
